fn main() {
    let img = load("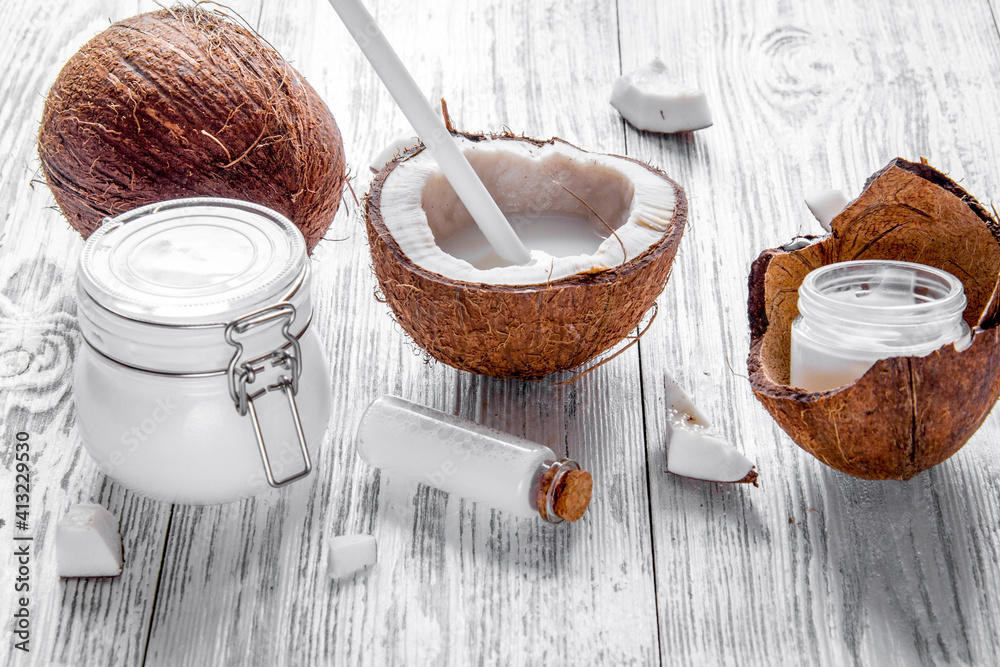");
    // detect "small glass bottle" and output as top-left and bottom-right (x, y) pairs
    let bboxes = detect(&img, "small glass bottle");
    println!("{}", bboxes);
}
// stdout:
(790, 260), (971, 392)
(356, 396), (592, 523)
